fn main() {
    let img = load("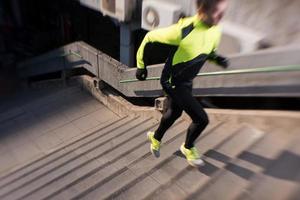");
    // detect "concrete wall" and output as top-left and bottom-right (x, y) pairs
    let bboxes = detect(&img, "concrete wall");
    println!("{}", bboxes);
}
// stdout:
(224, 0), (300, 47)
(17, 41), (300, 98)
